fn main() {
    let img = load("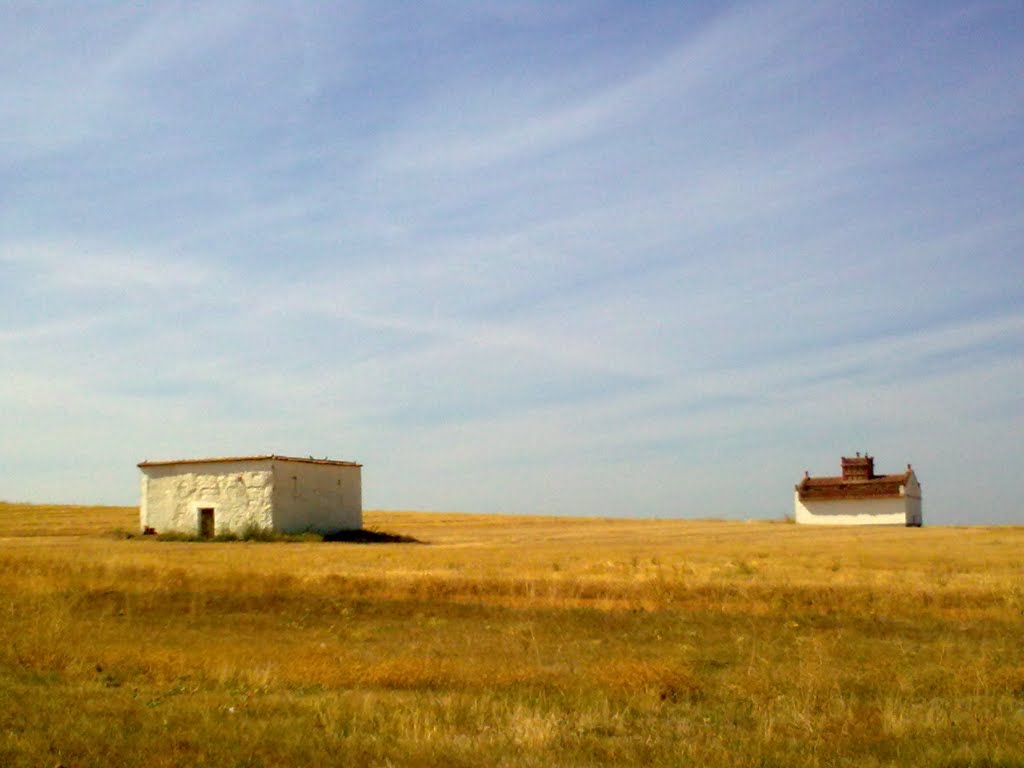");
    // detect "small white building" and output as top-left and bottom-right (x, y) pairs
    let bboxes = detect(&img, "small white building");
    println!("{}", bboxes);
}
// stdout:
(794, 454), (922, 526)
(138, 455), (362, 537)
